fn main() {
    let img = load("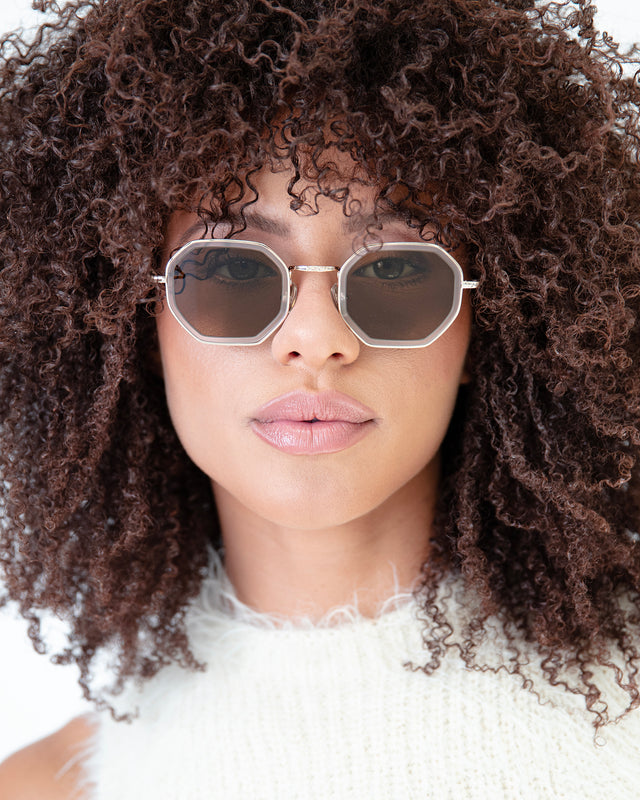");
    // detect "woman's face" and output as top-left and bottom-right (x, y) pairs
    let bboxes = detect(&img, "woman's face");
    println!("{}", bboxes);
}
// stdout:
(156, 166), (473, 531)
